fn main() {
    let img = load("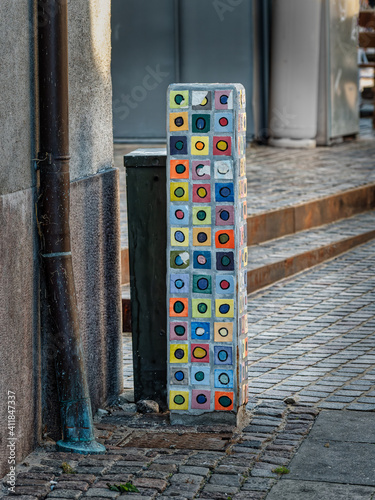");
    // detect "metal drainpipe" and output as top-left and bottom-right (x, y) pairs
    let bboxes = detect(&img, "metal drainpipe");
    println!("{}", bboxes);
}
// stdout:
(37, 0), (105, 454)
